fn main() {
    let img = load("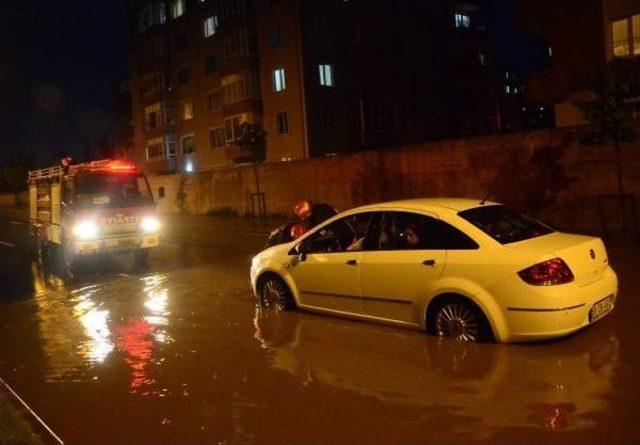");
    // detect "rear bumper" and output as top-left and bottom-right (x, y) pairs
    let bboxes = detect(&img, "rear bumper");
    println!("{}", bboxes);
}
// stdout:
(500, 267), (618, 342)
(73, 234), (159, 255)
